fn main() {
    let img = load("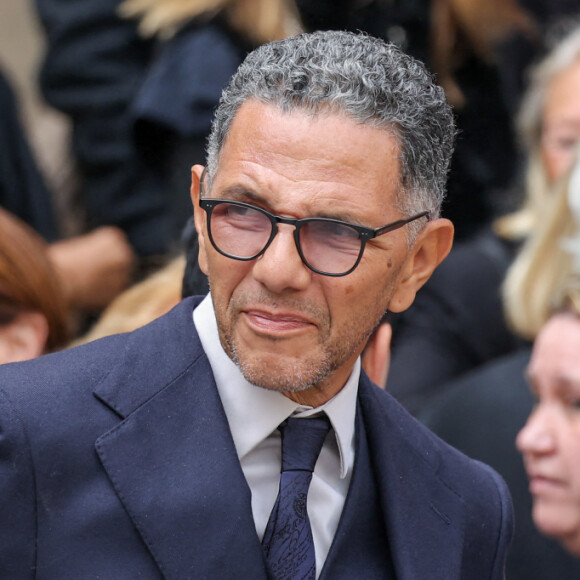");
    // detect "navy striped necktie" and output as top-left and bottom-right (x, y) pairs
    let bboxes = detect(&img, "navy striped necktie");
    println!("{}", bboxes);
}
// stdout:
(262, 415), (331, 580)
